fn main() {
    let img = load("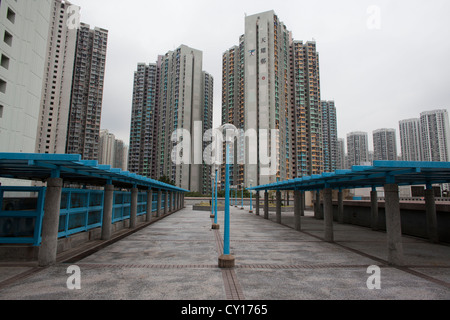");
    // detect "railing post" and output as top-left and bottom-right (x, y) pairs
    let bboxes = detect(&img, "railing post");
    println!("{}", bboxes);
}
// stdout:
(157, 190), (162, 217)
(146, 189), (153, 222)
(130, 187), (138, 229)
(164, 191), (168, 215)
